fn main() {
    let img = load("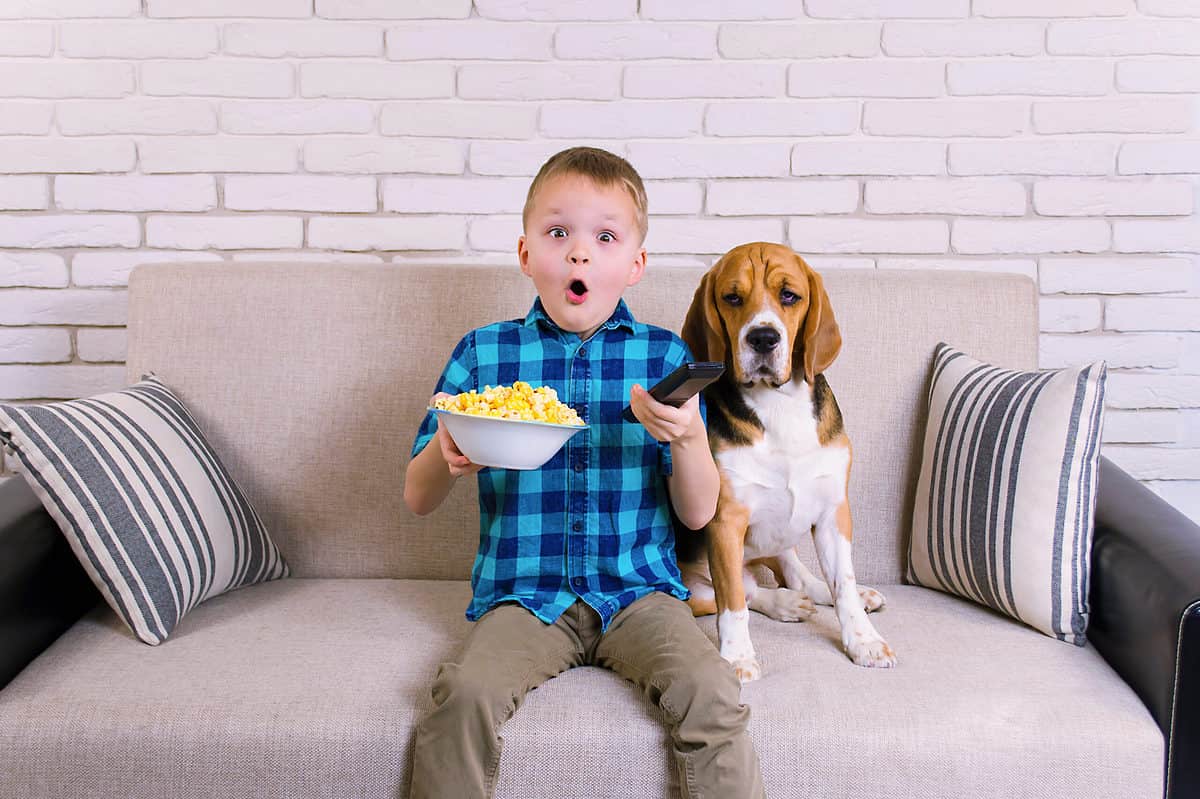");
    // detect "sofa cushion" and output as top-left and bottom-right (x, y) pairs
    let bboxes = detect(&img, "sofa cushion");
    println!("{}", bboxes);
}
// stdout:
(0, 375), (288, 645)
(908, 344), (1107, 645)
(0, 580), (1160, 798)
